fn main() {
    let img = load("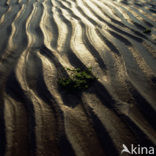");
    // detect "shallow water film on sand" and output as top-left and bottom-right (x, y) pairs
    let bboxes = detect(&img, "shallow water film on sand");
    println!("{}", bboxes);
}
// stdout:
(0, 0), (156, 155)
